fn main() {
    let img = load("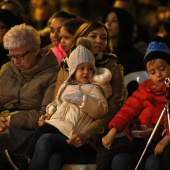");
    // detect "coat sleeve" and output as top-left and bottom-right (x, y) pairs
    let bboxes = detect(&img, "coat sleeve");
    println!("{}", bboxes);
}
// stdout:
(80, 85), (108, 119)
(108, 89), (145, 132)
(83, 64), (125, 144)
(9, 71), (58, 129)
